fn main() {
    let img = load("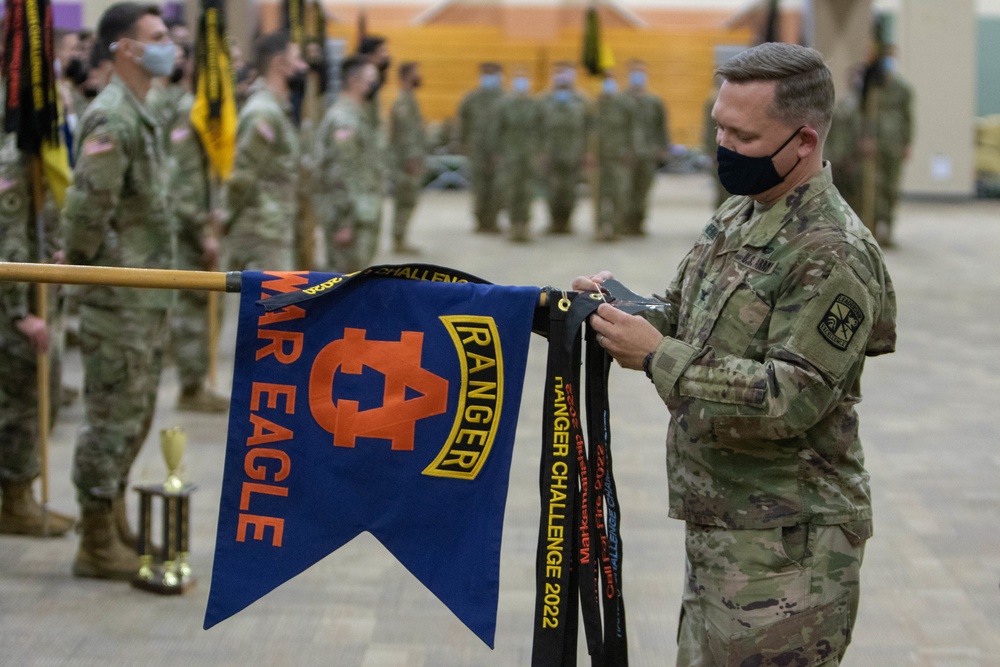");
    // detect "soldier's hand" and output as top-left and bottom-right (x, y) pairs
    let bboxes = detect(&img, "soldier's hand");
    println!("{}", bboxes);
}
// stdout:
(51, 250), (66, 265)
(16, 314), (50, 354)
(589, 303), (663, 371)
(201, 235), (221, 270)
(572, 271), (615, 293)
(584, 153), (596, 170)
(860, 137), (876, 159)
(406, 157), (424, 177)
(335, 227), (354, 247)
